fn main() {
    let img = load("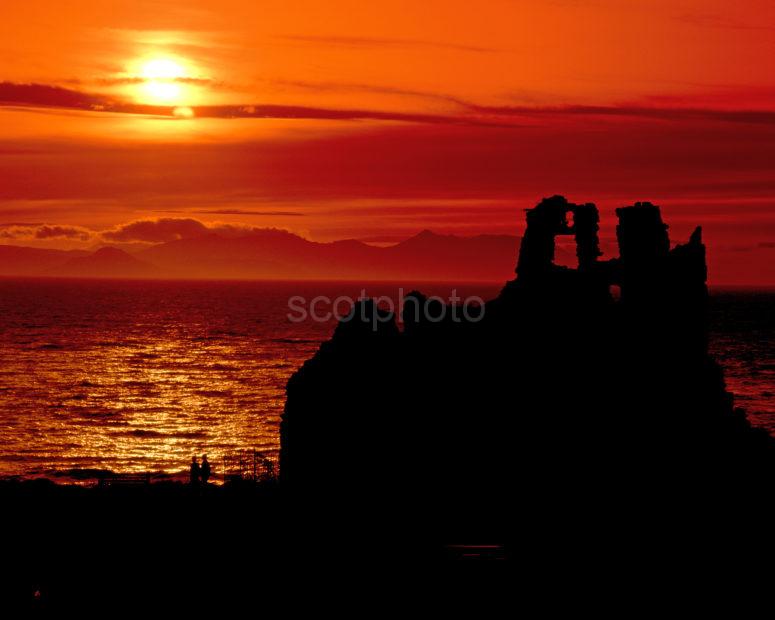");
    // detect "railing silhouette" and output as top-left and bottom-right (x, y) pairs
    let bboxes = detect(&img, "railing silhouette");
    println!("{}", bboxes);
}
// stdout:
(222, 449), (277, 484)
